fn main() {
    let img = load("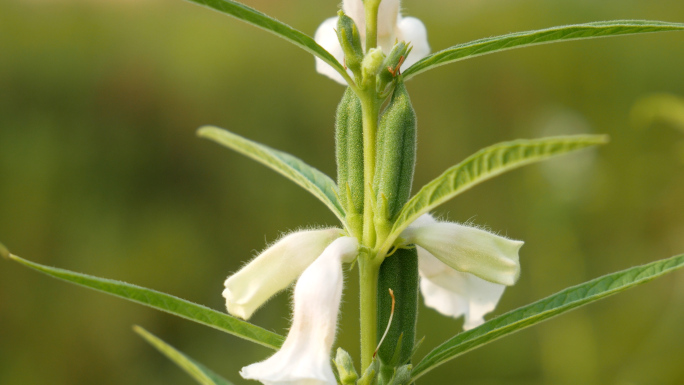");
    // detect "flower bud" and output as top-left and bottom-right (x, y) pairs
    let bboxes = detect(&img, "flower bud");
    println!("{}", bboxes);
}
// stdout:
(378, 42), (411, 91)
(388, 364), (413, 385)
(357, 359), (379, 385)
(362, 48), (386, 81)
(334, 347), (359, 384)
(336, 11), (364, 75)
